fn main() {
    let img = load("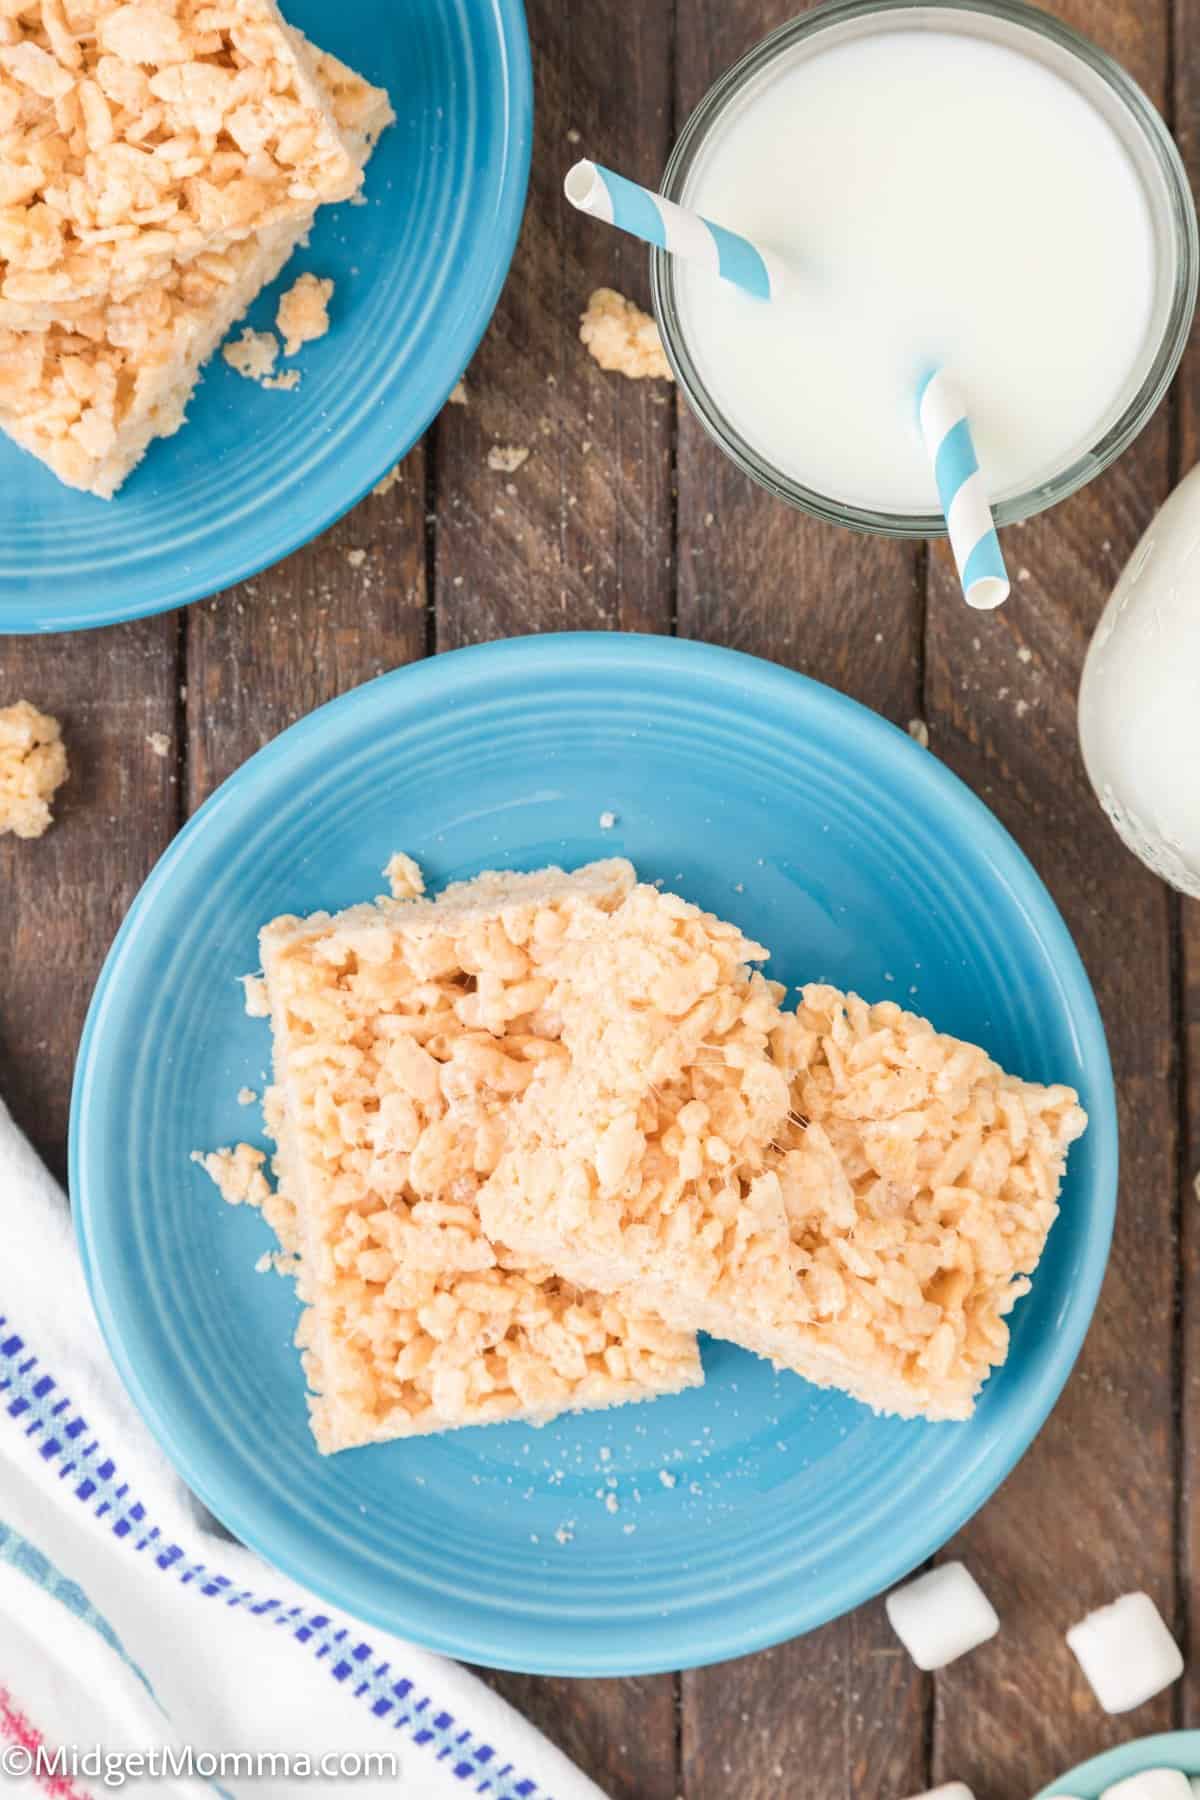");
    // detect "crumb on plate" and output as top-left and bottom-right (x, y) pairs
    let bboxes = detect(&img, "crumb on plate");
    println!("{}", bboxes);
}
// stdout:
(241, 973), (269, 1017)
(276, 273), (334, 358)
(191, 1142), (271, 1207)
(222, 327), (280, 383)
(382, 849), (425, 900)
